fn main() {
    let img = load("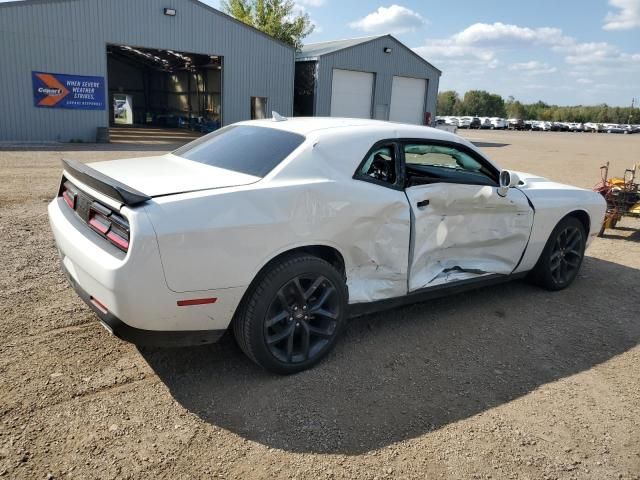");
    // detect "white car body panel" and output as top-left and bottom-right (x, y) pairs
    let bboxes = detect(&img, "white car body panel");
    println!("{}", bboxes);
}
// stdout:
(91, 154), (260, 196)
(406, 183), (533, 290)
(145, 126), (415, 302)
(48, 117), (606, 342)
(511, 172), (605, 273)
(48, 195), (245, 332)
